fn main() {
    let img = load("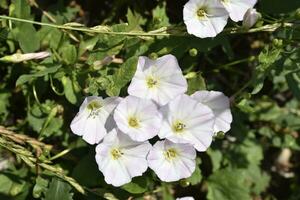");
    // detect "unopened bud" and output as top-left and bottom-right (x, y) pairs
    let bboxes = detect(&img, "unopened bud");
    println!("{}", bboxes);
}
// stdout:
(243, 8), (261, 29)
(0, 51), (51, 63)
(189, 48), (198, 57)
